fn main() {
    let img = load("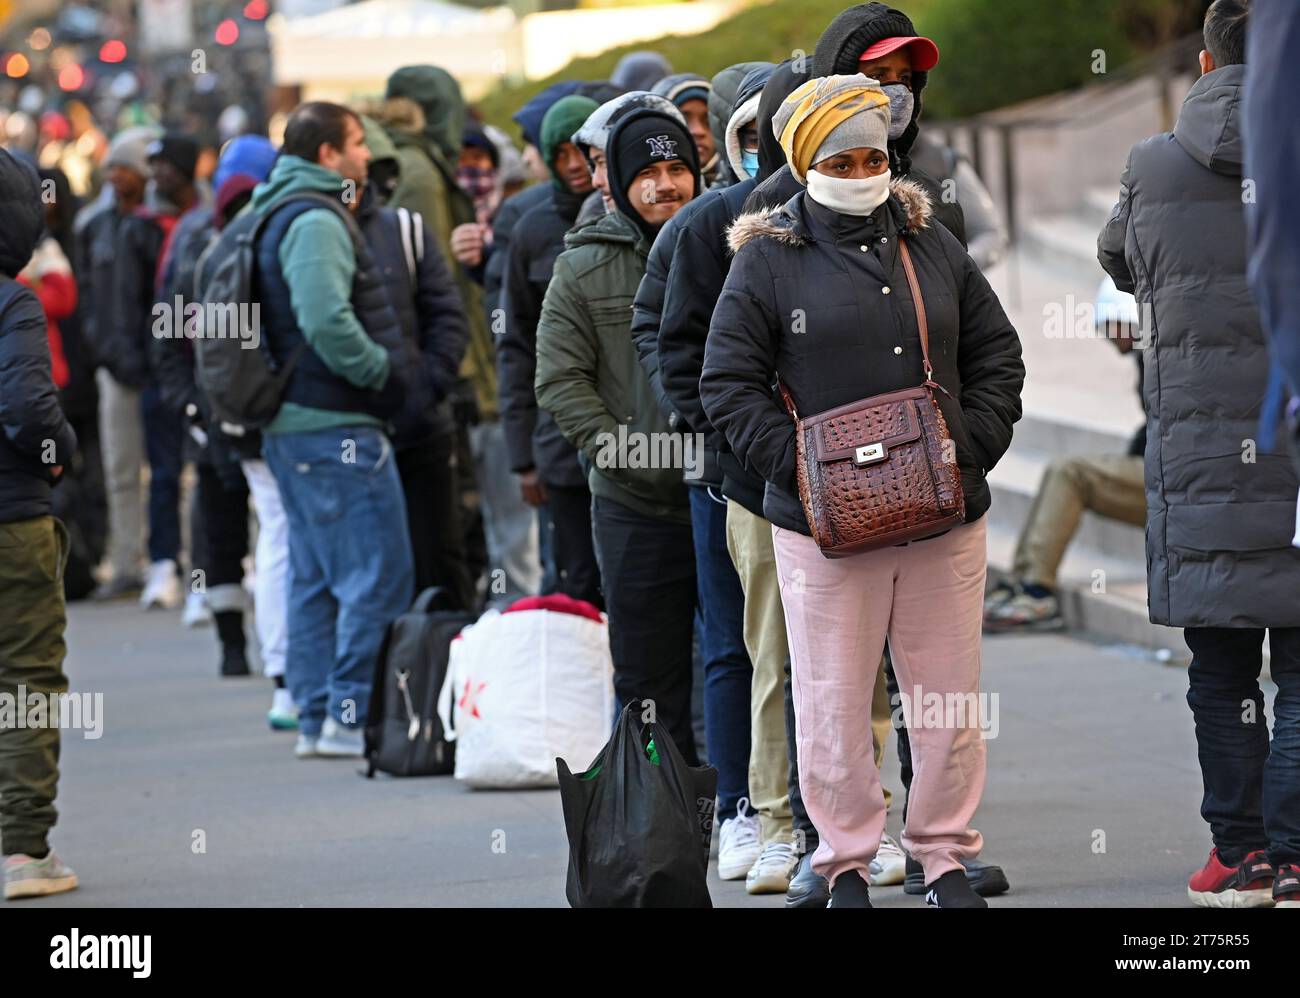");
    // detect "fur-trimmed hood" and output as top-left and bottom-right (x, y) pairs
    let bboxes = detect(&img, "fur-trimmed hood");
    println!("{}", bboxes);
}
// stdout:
(727, 176), (932, 253)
